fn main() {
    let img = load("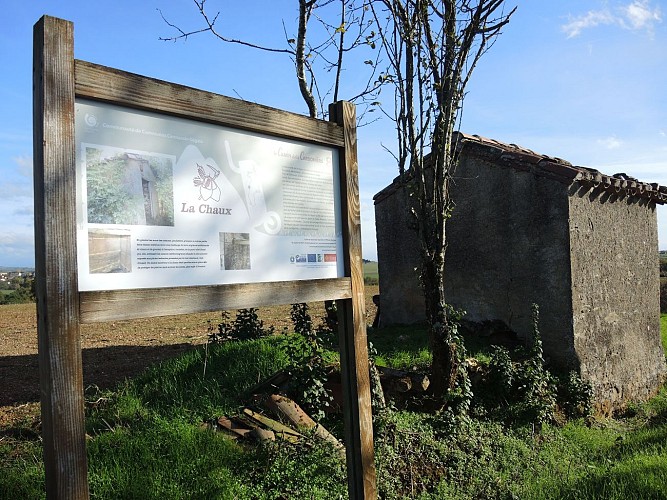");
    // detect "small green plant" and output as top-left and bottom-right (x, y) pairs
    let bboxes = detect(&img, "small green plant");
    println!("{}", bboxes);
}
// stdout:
(518, 304), (557, 425)
(206, 308), (274, 342)
(291, 302), (312, 337)
(249, 439), (346, 498)
(207, 311), (232, 343)
(319, 300), (338, 337)
(558, 370), (594, 420)
(444, 305), (473, 419)
(282, 303), (333, 421)
(233, 307), (274, 340)
(488, 344), (514, 401)
(480, 304), (558, 426)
